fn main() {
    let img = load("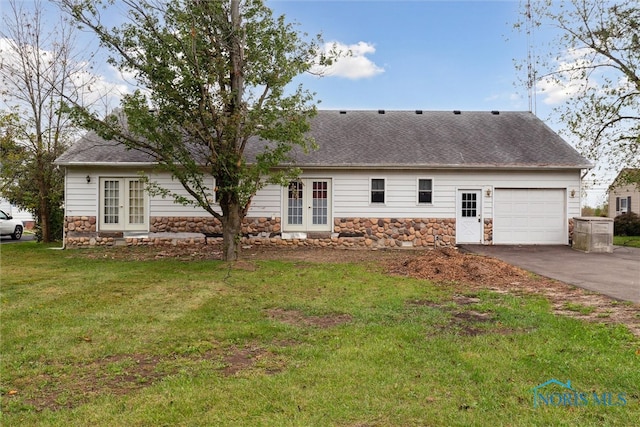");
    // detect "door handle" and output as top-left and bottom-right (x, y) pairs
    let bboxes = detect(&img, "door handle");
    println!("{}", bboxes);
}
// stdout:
(478, 218), (481, 223)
